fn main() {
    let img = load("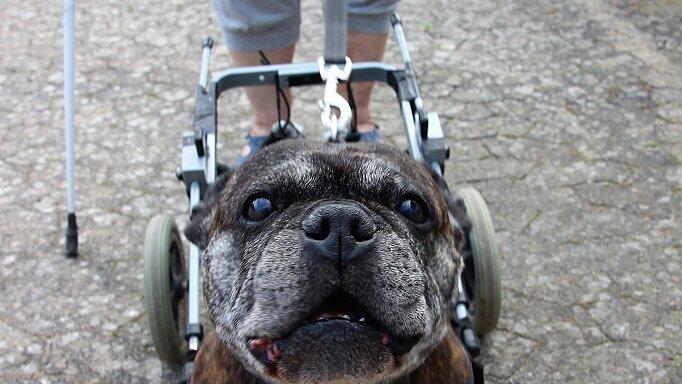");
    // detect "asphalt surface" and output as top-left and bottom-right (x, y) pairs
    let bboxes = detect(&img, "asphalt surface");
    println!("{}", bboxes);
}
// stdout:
(0, 0), (680, 383)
